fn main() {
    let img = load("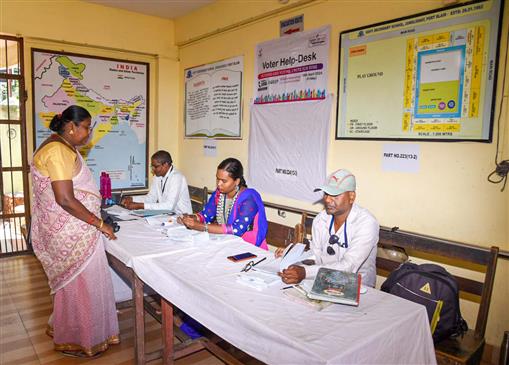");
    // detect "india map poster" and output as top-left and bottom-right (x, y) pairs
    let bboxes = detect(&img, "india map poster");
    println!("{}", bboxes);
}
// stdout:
(254, 26), (330, 104)
(337, 0), (504, 141)
(184, 56), (243, 138)
(32, 49), (149, 190)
